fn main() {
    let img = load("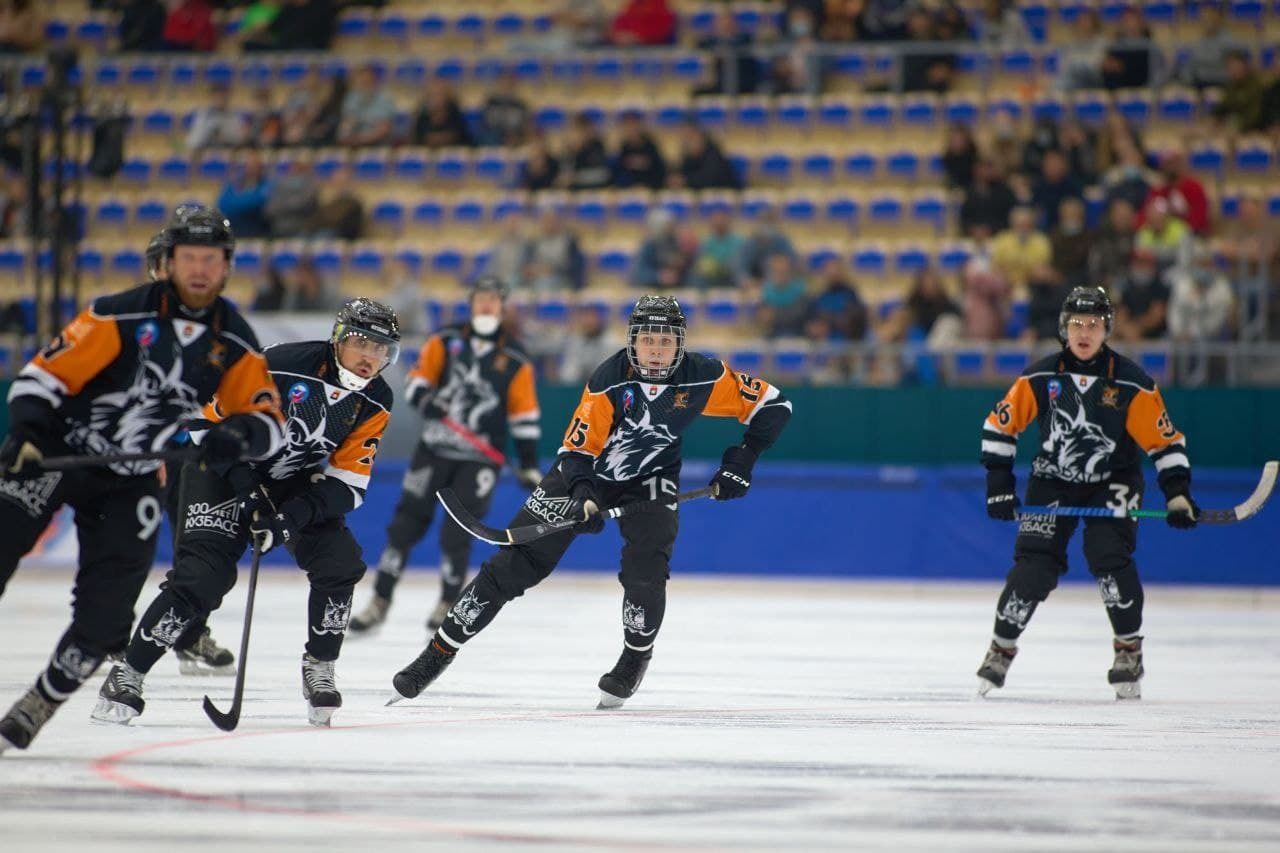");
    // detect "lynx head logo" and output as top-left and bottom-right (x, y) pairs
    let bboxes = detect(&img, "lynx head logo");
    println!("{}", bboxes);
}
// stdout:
(623, 601), (647, 633)
(140, 607), (191, 648)
(997, 593), (1035, 630)
(452, 588), (488, 628)
(1097, 575), (1135, 610)
(311, 597), (352, 635)
(1043, 394), (1116, 477)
